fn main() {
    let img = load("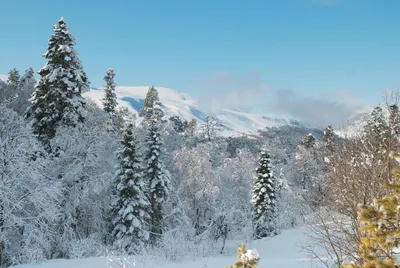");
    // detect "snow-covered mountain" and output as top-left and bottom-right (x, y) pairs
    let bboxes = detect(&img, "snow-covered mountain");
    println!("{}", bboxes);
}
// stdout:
(84, 86), (317, 136)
